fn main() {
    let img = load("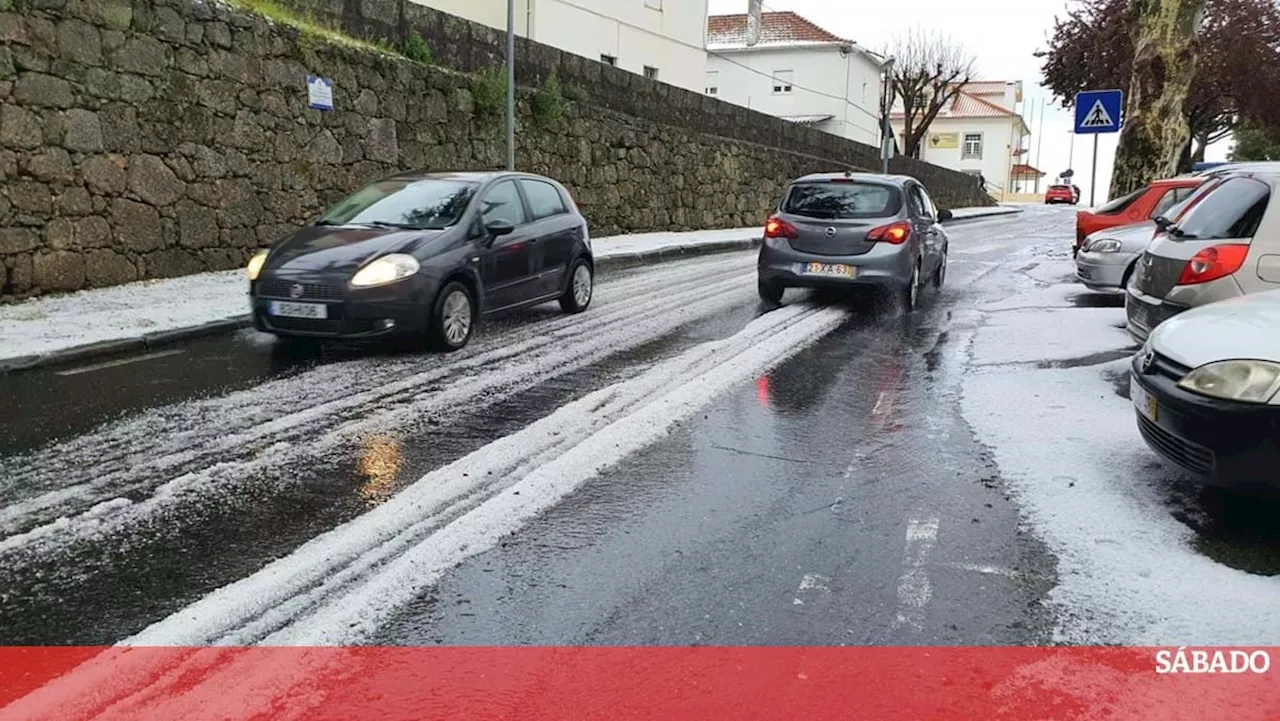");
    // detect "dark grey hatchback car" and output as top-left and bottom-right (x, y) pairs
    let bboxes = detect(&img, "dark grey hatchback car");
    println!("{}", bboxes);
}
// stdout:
(247, 171), (595, 351)
(757, 172), (952, 309)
